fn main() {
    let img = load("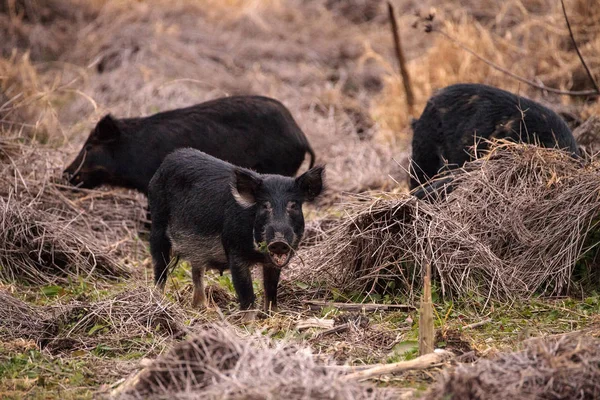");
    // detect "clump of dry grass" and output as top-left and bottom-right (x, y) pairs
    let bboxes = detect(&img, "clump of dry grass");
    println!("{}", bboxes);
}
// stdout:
(0, 193), (128, 284)
(46, 286), (186, 355)
(0, 141), (145, 285)
(425, 333), (600, 400)
(113, 323), (394, 400)
(303, 142), (600, 303)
